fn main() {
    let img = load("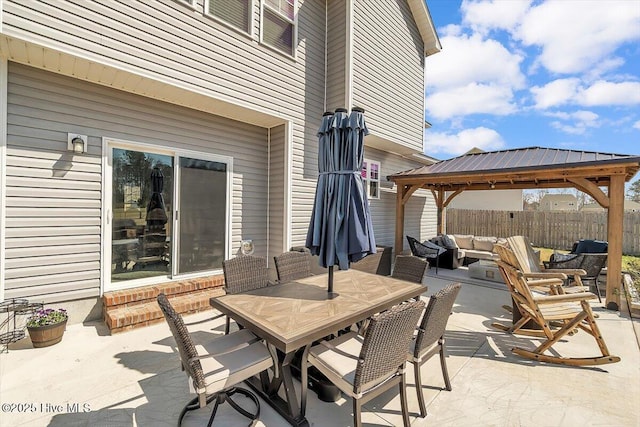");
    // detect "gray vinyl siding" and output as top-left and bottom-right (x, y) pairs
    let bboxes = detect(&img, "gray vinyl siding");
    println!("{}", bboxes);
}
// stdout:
(1, 0), (323, 124)
(268, 124), (286, 265)
(5, 63), (269, 302)
(352, 0), (425, 151)
(2, 0), (328, 251)
(325, 0), (347, 112)
(364, 148), (437, 250)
